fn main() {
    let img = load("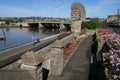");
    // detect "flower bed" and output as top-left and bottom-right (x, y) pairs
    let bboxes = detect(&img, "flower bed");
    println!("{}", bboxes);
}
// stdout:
(63, 36), (84, 60)
(97, 28), (113, 37)
(97, 28), (120, 79)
